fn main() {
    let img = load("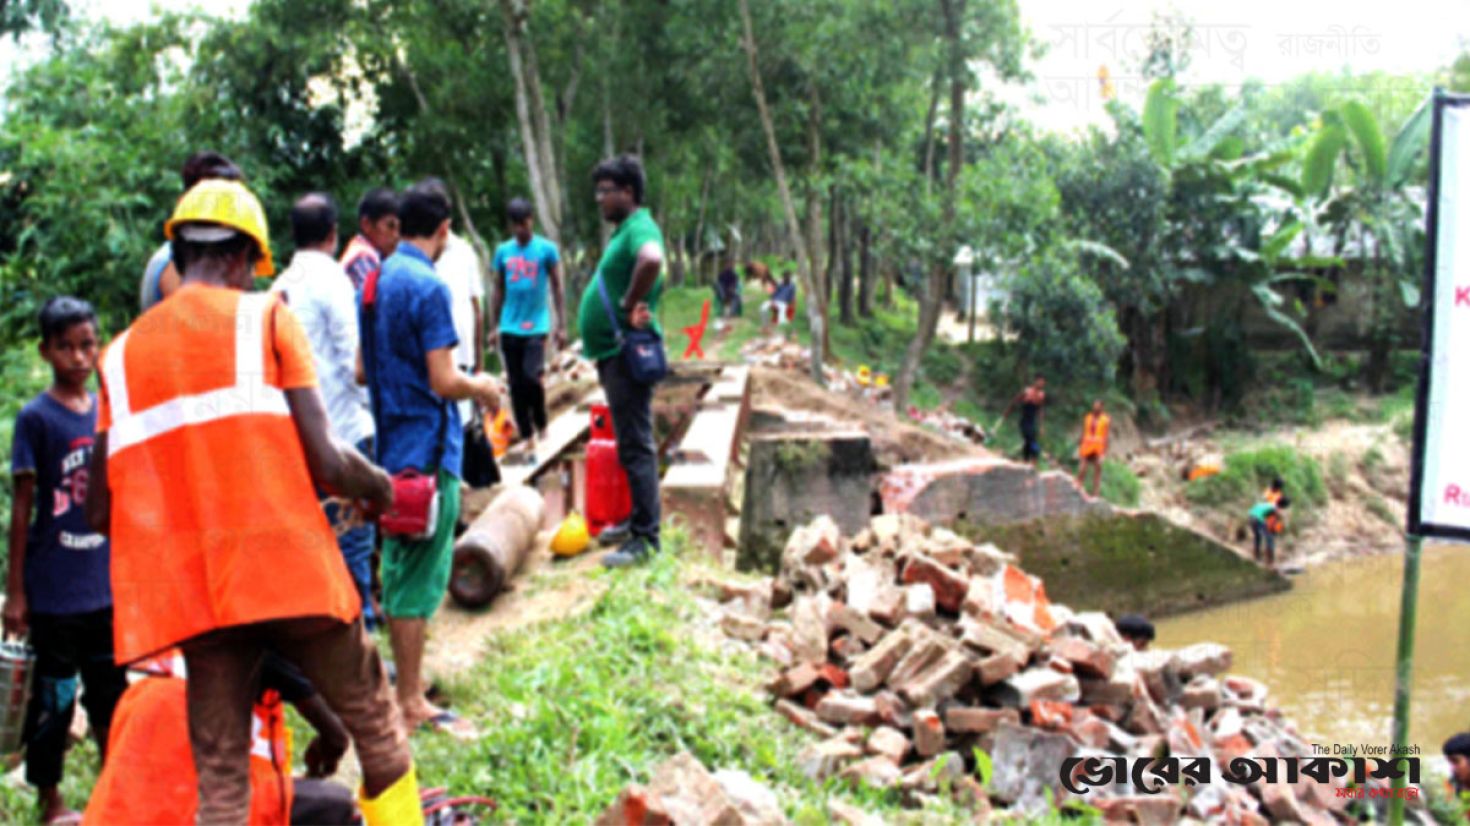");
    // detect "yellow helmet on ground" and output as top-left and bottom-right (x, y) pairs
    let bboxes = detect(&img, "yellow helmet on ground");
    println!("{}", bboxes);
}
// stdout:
(551, 512), (590, 557)
(164, 179), (274, 276)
